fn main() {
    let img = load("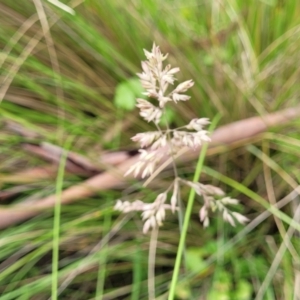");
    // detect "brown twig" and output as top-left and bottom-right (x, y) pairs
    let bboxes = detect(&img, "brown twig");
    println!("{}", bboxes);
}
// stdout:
(0, 106), (299, 229)
(0, 166), (57, 184)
